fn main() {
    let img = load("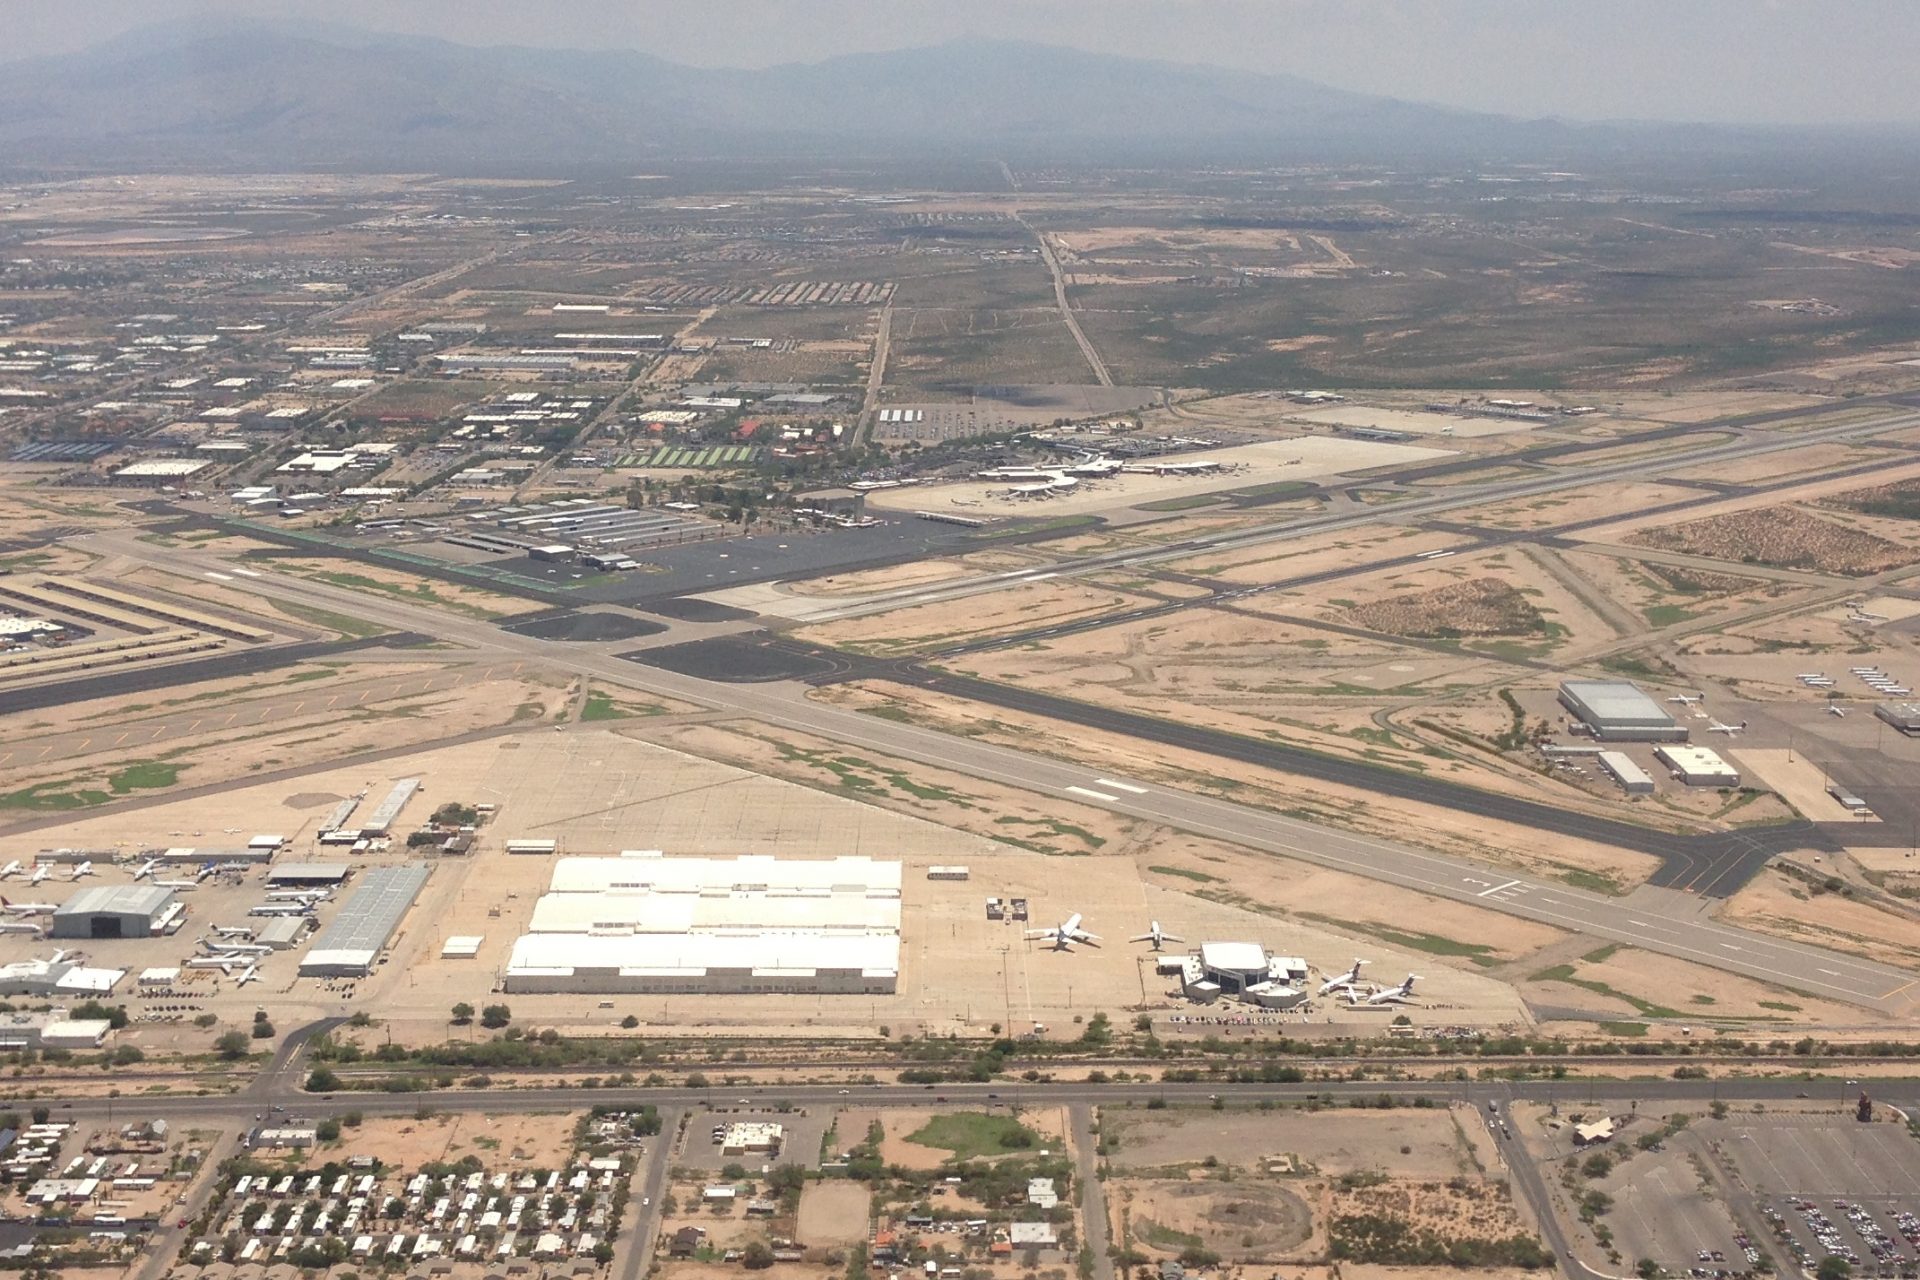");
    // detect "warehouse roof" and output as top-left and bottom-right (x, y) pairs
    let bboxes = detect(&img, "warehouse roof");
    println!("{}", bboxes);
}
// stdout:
(528, 892), (899, 936)
(1655, 745), (1738, 774)
(547, 853), (901, 897)
(505, 932), (900, 979)
(299, 863), (429, 972)
(52, 884), (174, 918)
(266, 863), (350, 884)
(1198, 942), (1269, 974)
(1559, 680), (1677, 728)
